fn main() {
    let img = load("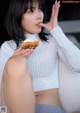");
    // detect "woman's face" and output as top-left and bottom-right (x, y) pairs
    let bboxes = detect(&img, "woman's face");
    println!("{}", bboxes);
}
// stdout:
(21, 4), (44, 34)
